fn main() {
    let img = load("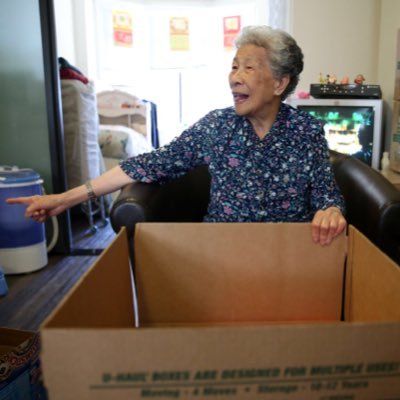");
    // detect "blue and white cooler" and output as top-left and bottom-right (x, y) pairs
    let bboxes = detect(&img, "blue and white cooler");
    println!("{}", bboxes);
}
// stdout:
(0, 167), (47, 274)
